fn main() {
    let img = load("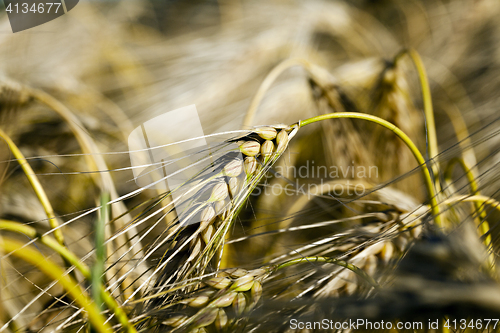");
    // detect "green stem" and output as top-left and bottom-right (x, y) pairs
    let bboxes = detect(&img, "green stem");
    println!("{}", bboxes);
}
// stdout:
(444, 159), (491, 240)
(444, 157), (495, 269)
(0, 220), (136, 333)
(441, 195), (500, 218)
(441, 194), (500, 269)
(92, 193), (109, 313)
(394, 49), (439, 174)
(242, 58), (314, 128)
(299, 112), (442, 227)
(0, 128), (80, 282)
(275, 256), (379, 289)
(0, 237), (113, 333)
(29, 87), (149, 296)
(0, 129), (66, 247)
(407, 49), (439, 164)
